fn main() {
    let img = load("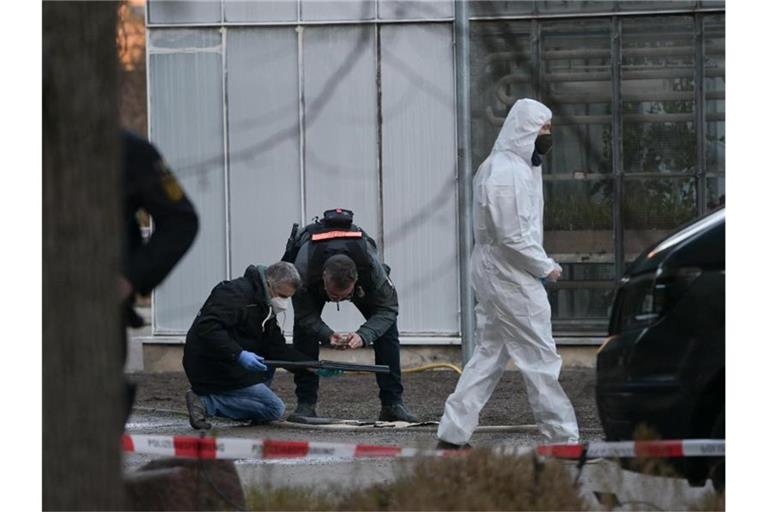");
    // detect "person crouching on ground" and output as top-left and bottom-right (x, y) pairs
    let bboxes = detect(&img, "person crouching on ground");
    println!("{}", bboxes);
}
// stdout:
(182, 262), (335, 429)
